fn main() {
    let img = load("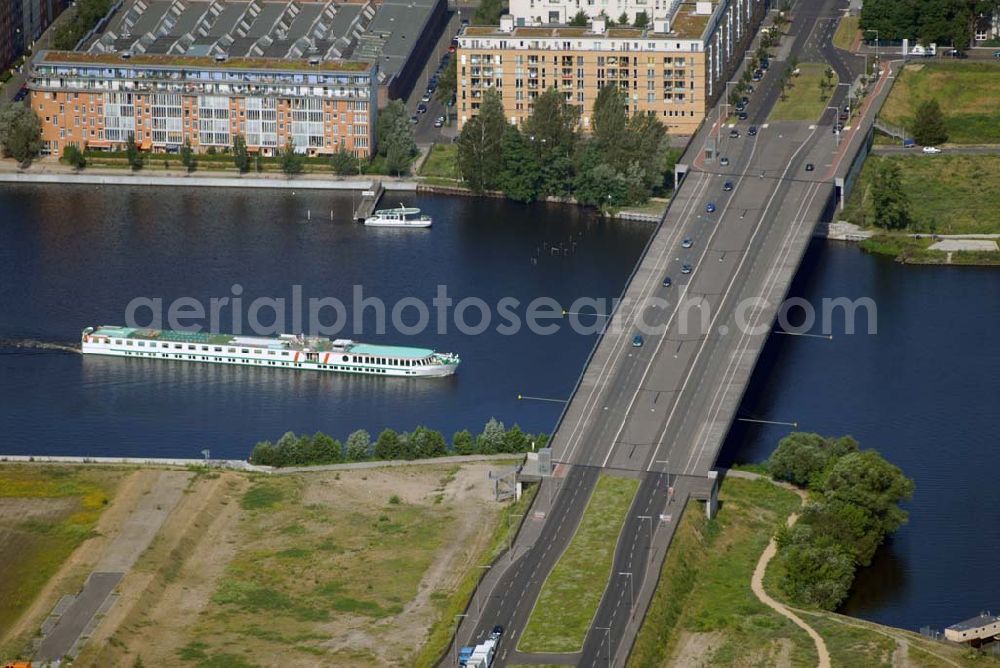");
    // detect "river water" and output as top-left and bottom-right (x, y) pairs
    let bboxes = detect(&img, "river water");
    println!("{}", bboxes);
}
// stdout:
(1, 184), (997, 631)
